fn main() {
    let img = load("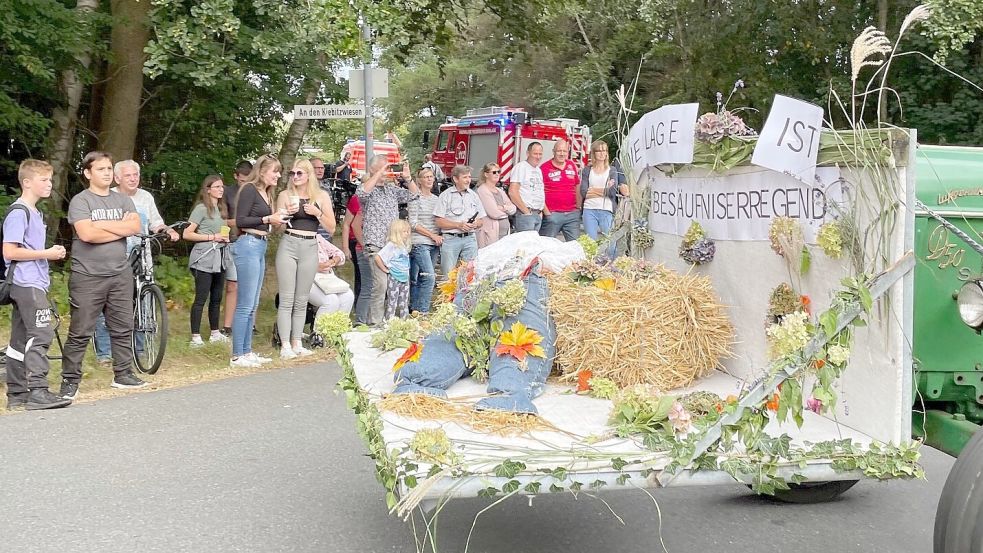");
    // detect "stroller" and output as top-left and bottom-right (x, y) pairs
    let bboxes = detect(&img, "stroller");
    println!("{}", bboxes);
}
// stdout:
(270, 294), (324, 350)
